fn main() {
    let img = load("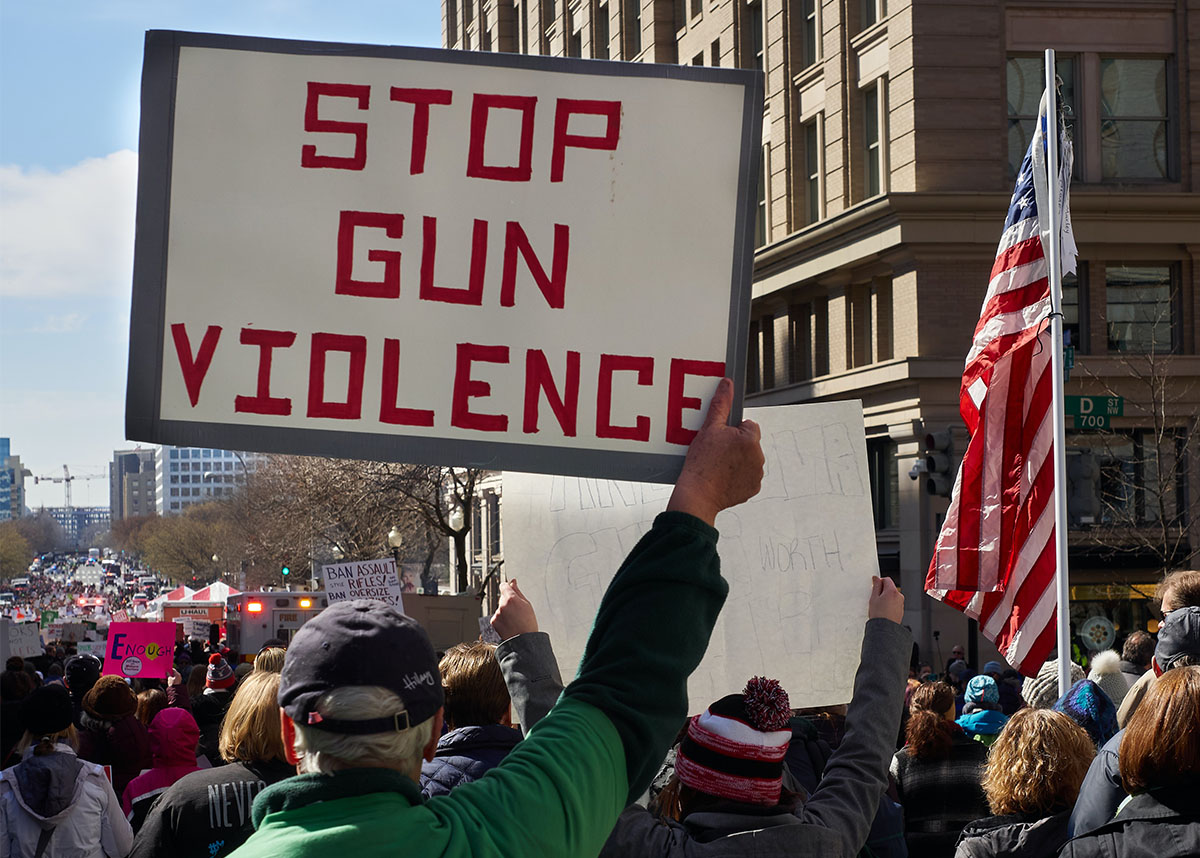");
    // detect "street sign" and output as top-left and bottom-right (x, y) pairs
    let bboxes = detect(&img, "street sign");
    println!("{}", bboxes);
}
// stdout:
(1064, 395), (1123, 430)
